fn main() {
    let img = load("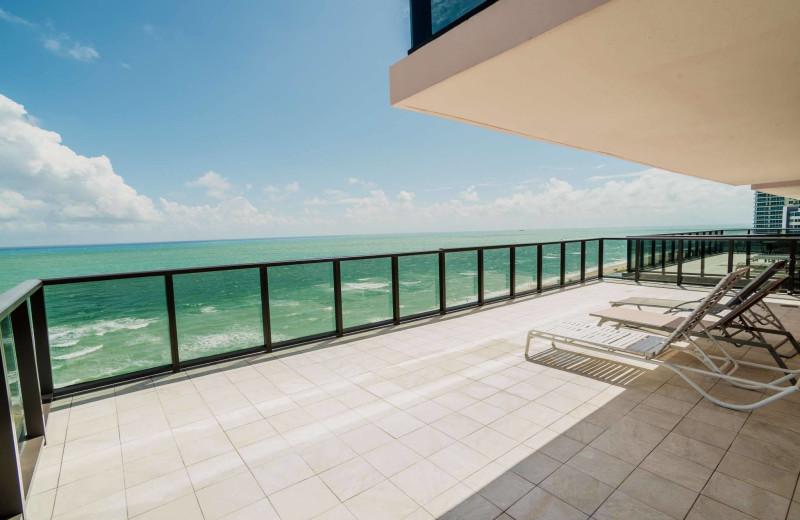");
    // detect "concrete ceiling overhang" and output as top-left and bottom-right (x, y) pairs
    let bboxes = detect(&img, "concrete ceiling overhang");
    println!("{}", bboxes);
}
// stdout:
(390, 0), (800, 189)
